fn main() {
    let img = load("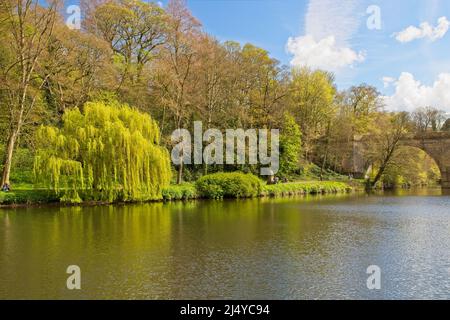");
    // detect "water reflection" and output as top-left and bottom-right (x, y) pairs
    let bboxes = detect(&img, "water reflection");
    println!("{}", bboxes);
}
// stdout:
(0, 190), (449, 299)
